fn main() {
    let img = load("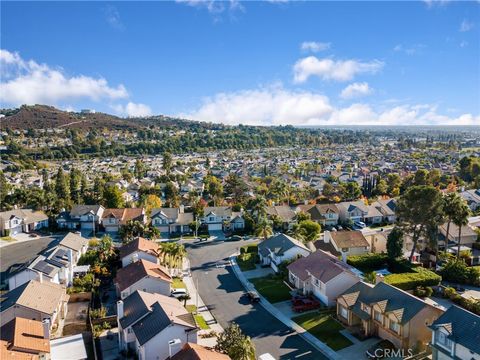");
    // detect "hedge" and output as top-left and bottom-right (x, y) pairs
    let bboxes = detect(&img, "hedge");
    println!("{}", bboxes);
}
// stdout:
(346, 253), (388, 272)
(240, 243), (258, 254)
(385, 267), (441, 290)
